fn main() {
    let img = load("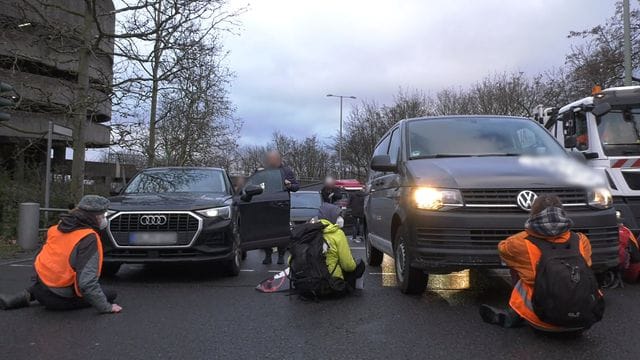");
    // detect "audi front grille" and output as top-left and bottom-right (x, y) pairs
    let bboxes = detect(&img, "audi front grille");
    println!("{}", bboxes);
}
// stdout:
(108, 212), (201, 247)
